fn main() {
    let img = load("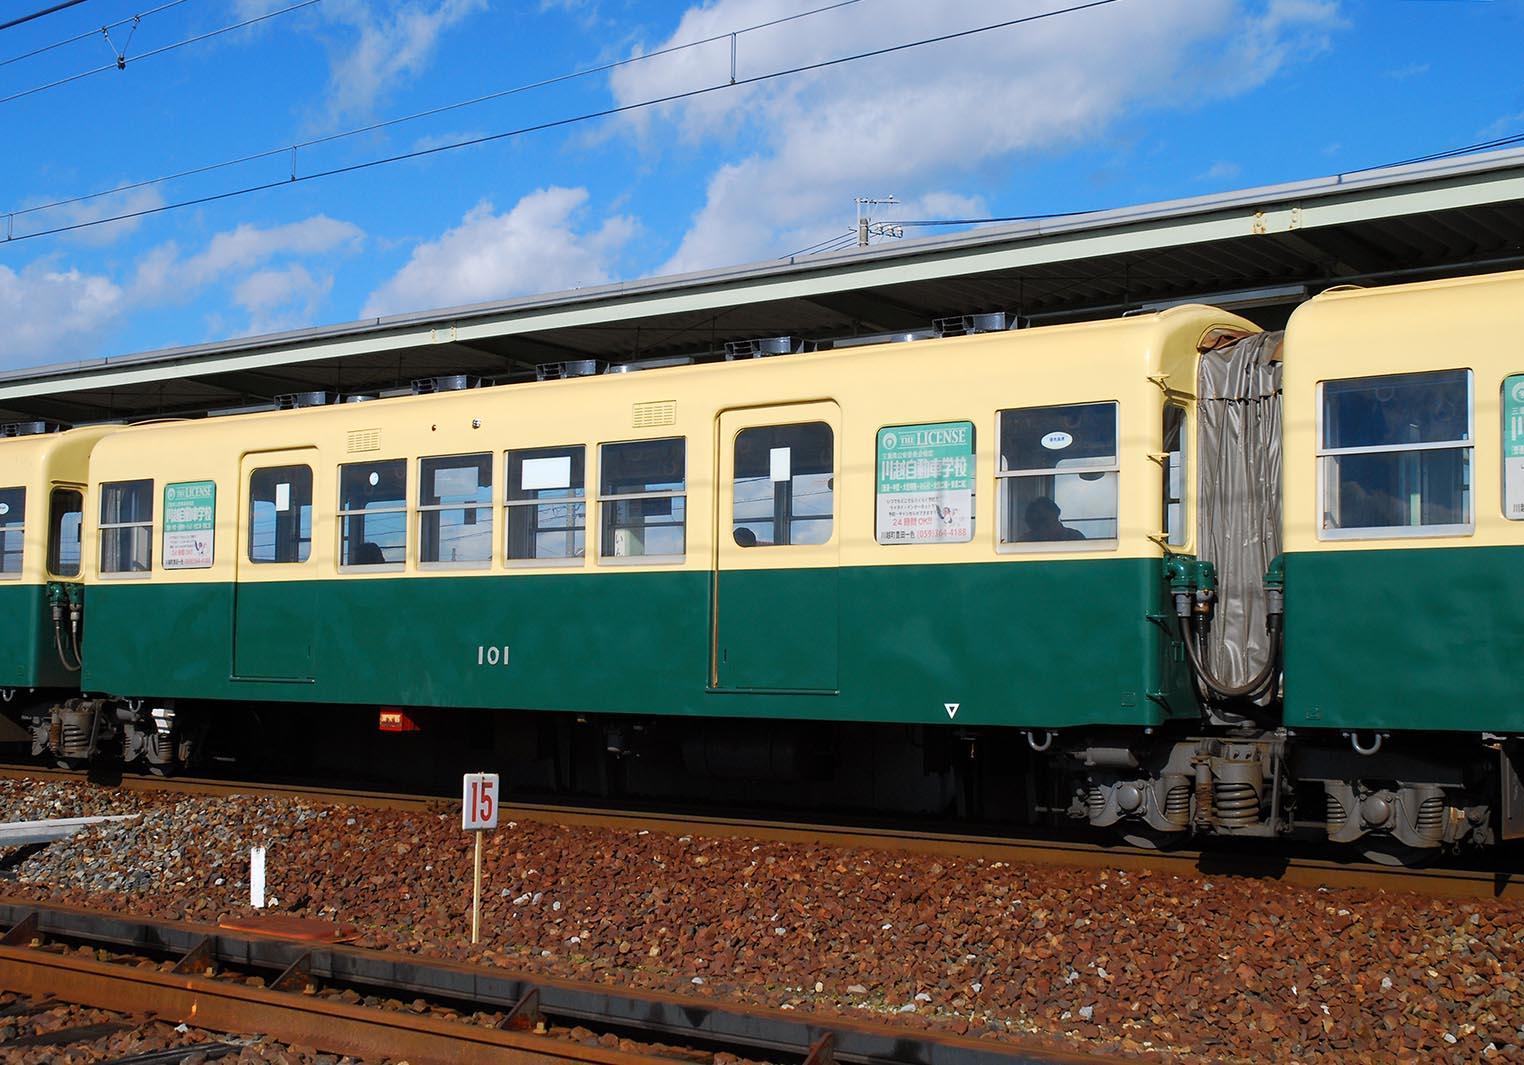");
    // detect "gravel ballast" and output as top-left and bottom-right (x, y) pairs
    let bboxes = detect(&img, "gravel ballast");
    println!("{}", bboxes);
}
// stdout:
(1, 778), (1520, 1064)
